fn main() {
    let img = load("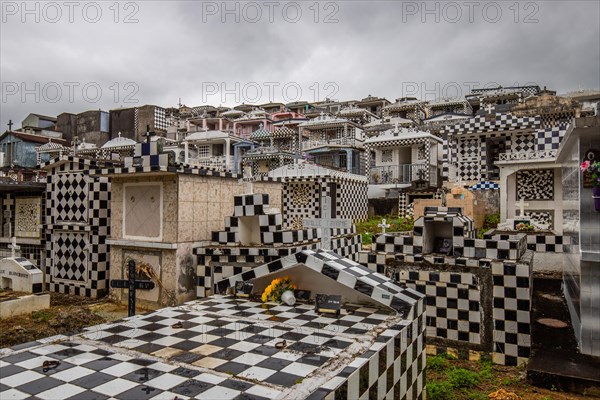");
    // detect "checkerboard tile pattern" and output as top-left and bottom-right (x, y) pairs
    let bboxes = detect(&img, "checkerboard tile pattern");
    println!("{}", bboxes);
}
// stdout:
(440, 113), (569, 183)
(327, 316), (426, 399)
(197, 192), (363, 298)
(536, 124), (568, 151)
(413, 207), (476, 256)
(216, 250), (425, 320)
(0, 339), (284, 400)
(524, 234), (571, 253)
(516, 169), (554, 200)
(398, 270), (482, 344)
(355, 209), (534, 366)
(280, 176), (368, 229)
(469, 181), (499, 191)
(43, 157), (111, 298)
(1, 288), (425, 399)
(492, 258), (532, 367)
